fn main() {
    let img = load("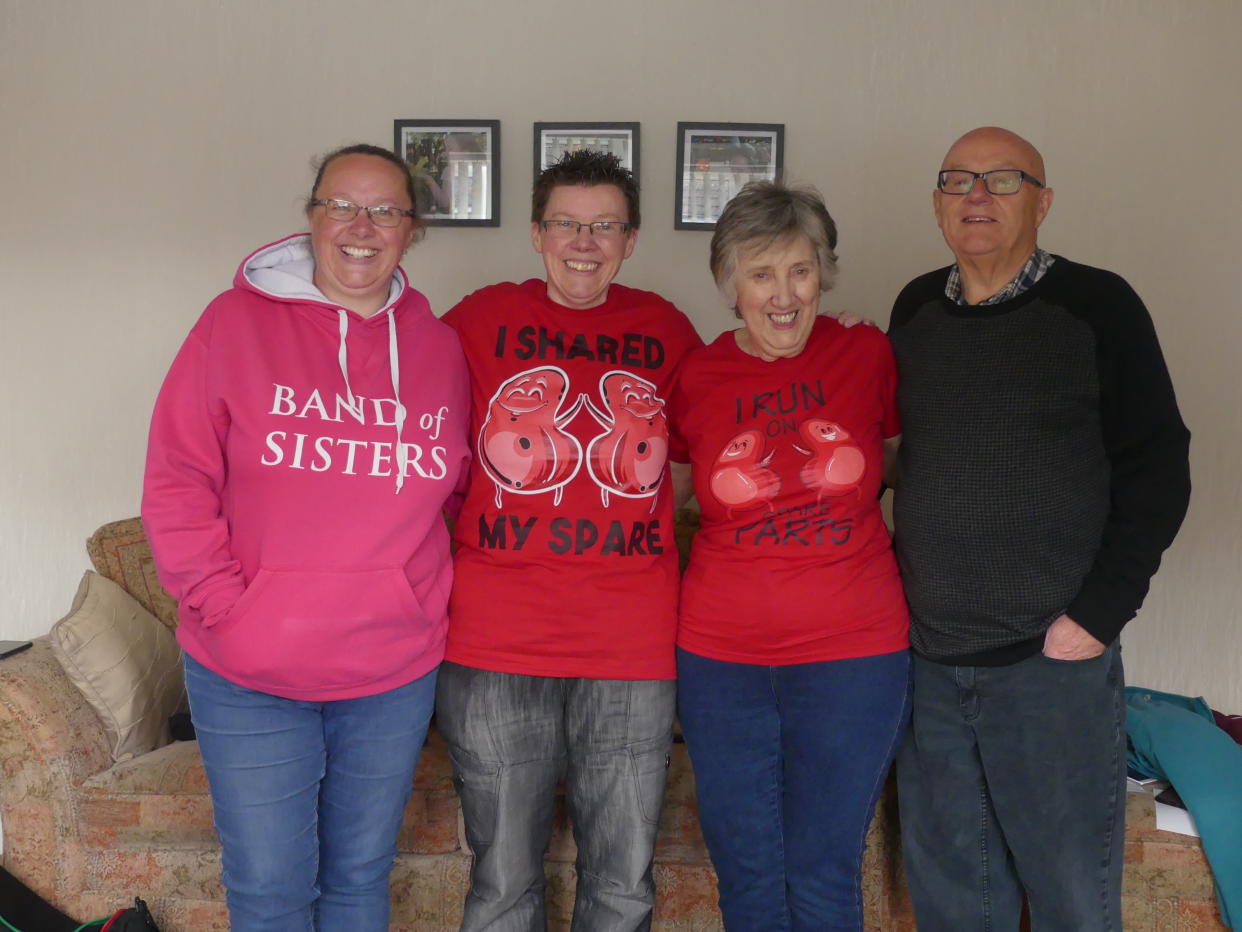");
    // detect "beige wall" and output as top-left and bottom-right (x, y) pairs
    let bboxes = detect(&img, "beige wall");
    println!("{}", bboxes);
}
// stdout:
(2, 0), (1239, 709)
